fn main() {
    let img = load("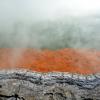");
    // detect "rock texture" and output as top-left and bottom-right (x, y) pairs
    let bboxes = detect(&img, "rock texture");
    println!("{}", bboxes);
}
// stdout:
(0, 69), (100, 100)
